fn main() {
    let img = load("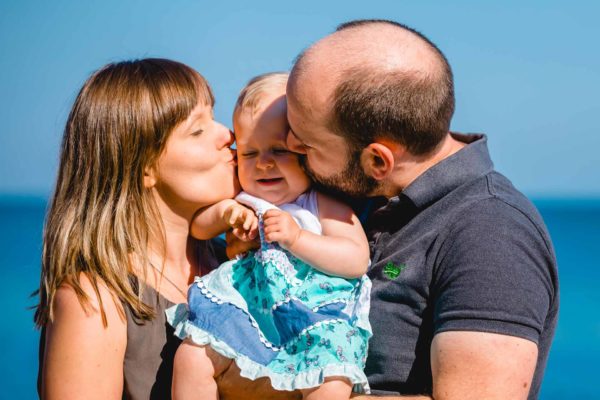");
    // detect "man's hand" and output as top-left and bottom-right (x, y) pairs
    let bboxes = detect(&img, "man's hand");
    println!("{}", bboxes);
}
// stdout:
(225, 230), (259, 260)
(223, 203), (258, 242)
(217, 362), (301, 400)
(263, 209), (301, 250)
